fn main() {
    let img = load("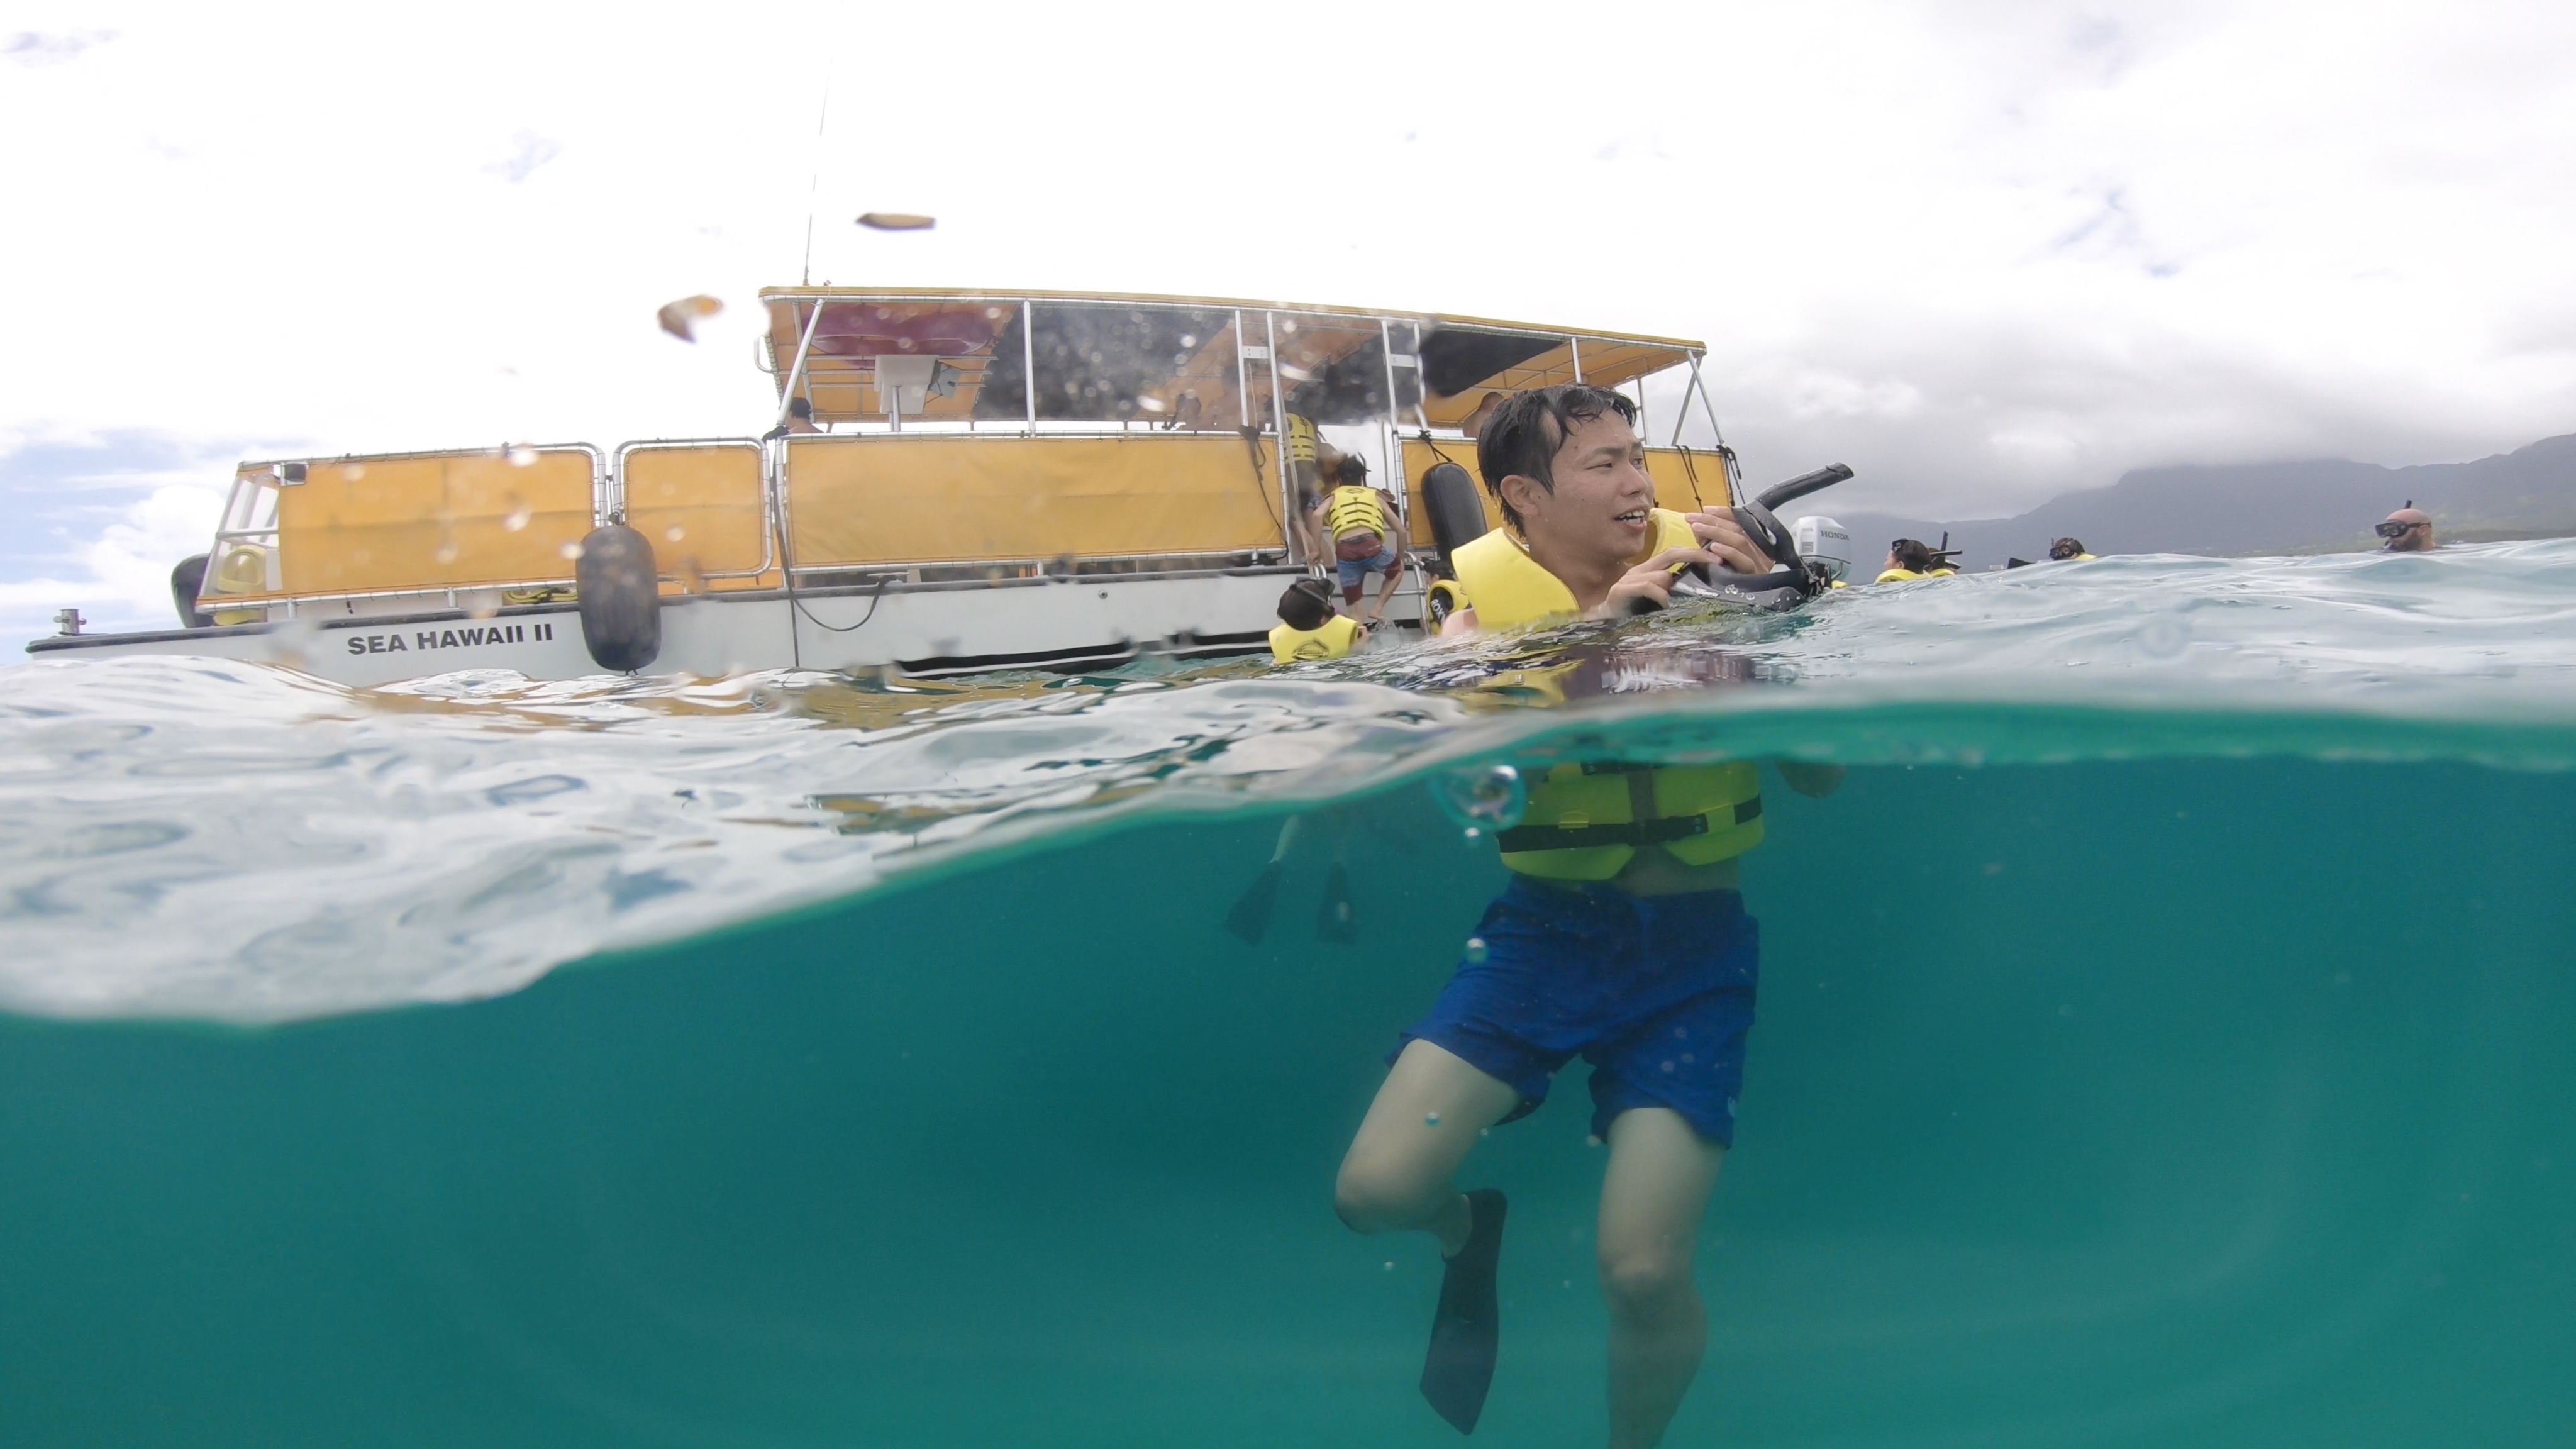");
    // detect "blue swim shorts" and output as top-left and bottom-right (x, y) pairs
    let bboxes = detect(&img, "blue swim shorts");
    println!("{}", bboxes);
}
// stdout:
(1335, 546), (1401, 589)
(1393, 875), (1759, 1146)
